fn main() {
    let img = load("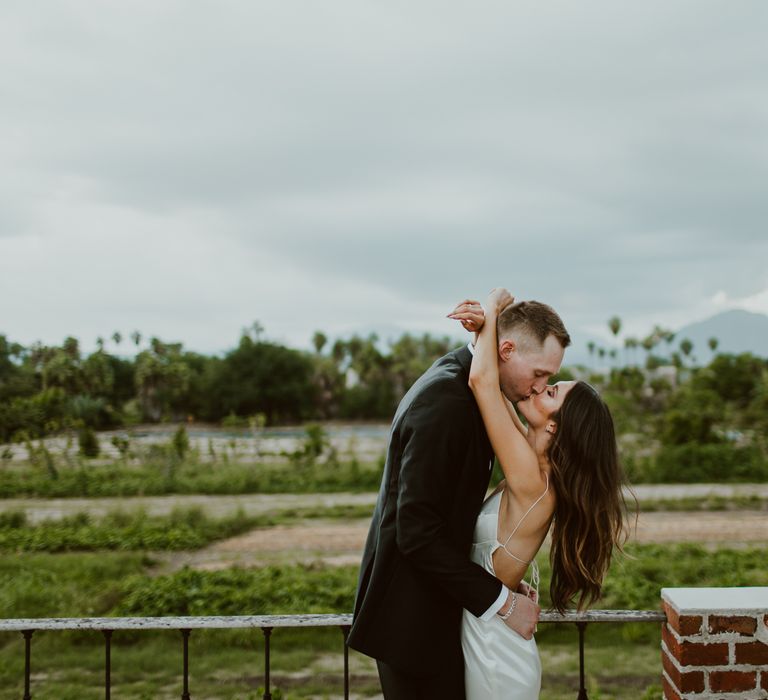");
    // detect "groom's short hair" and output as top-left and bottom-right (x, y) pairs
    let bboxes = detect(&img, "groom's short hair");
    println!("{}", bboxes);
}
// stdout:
(497, 301), (571, 352)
